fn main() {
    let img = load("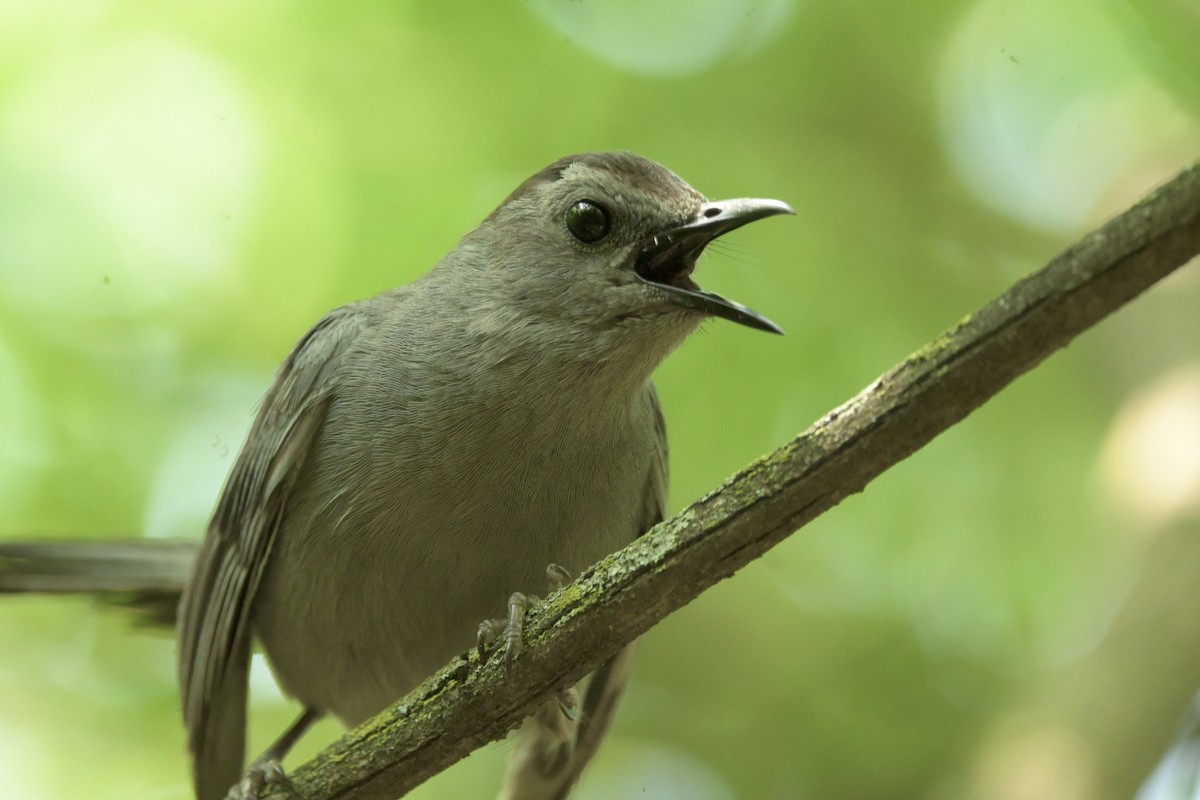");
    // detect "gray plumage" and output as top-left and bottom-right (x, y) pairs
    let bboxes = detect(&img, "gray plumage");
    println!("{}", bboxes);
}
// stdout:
(3, 151), (791, 800)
